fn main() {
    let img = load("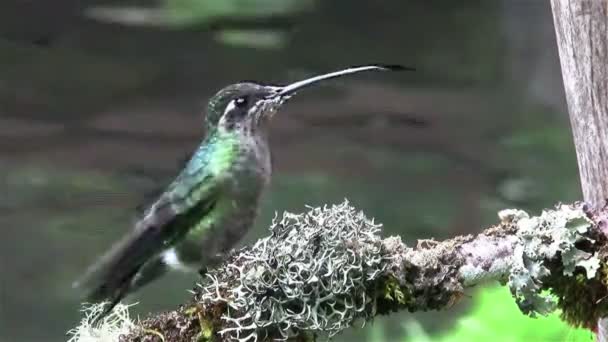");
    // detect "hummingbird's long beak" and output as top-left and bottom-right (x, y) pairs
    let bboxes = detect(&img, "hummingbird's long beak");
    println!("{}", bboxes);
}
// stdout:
(275, 64), (412, 98)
